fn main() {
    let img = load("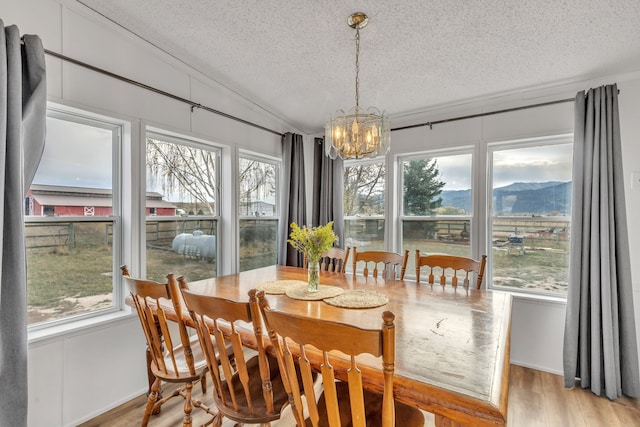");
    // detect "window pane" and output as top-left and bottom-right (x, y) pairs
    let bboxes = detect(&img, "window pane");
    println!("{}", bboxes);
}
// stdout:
(239, 158), (277, 217)
(26, 115), (116, 325)
(239, 219), (277, 271)
(344, 162), (385, 254)
(402, 219), (472, 276)
(400, 152), (472, 274)
(146, 136), (218, 282)
(239, 156), (279, 271)
(402, 153), (472, 216)
(490, 142), (572, 295)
